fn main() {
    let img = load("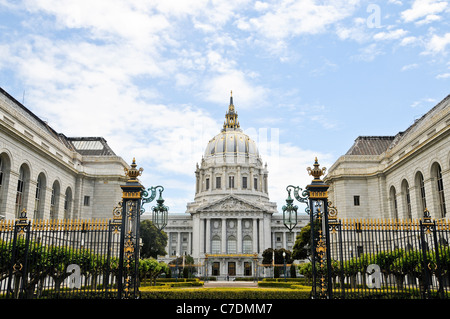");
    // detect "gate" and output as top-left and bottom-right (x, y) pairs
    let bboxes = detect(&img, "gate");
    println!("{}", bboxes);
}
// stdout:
(328, 208), (450, 299)
(0, 158), (164, 299)
(0, 209), (121, 299)
(288, 158), (450, 299)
